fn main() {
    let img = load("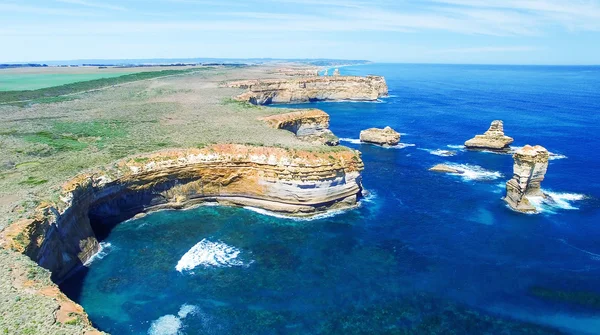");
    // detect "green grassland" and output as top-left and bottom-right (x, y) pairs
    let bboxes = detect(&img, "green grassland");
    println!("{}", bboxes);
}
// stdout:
(0, 72), (133, 91)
